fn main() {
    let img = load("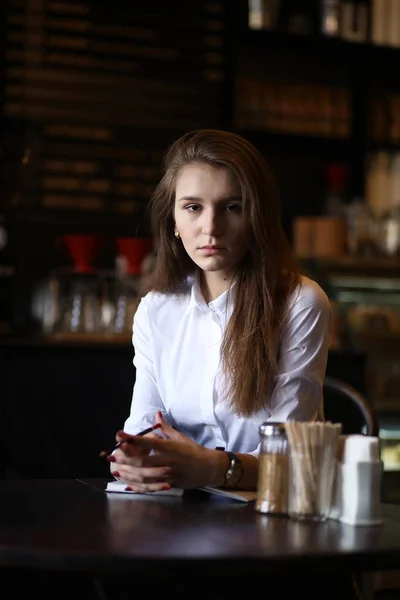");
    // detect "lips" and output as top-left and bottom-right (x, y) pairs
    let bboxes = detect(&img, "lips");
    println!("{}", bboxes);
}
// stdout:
(200, 246), (224, 250)
(198, 246), (226, 256)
